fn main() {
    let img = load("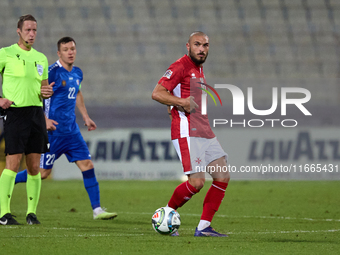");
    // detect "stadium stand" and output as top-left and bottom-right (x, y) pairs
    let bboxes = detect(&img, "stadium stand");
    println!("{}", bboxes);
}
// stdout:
(0, 0), (339, 127)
